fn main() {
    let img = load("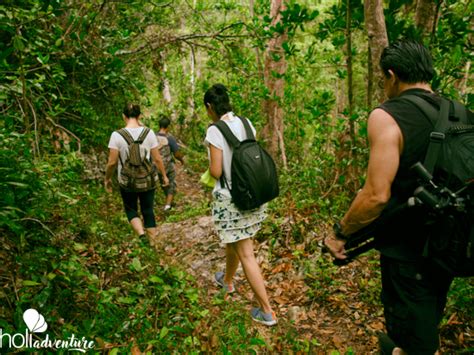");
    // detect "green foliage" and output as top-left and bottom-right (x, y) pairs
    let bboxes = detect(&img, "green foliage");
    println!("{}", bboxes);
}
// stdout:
(1, 149), (204, 353)
(0, 0), (149, 150)
(208, 296), (272, 353)
(0, 128), (85, 238)
(305, 254), (342, 304)
(384, 0), (473, 106)
(446, 278), (474, 317)
(430, 1), (473, 106)
(1, 0), (473, 352)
